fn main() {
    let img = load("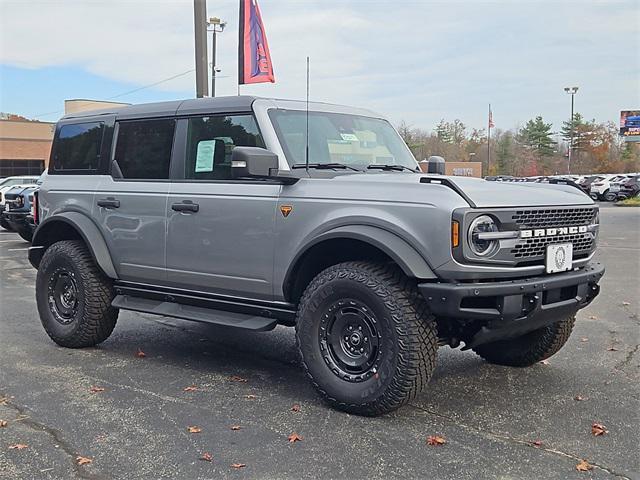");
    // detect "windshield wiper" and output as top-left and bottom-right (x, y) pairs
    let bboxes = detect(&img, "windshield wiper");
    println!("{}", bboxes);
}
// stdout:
(292, 163), (361, 171)
(367, 164), (418, 172)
